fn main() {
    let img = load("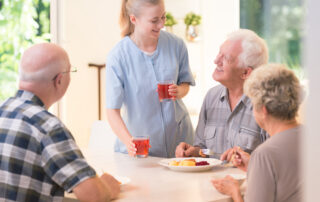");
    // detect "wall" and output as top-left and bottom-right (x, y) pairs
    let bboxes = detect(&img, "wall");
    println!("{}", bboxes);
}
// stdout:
(304, 0), (320, 201)
(51, 0), (121, 148)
